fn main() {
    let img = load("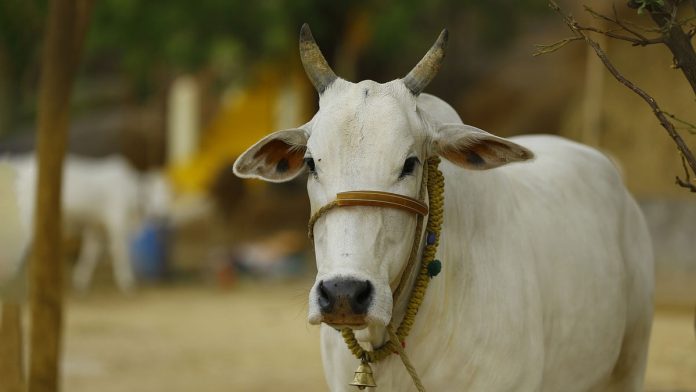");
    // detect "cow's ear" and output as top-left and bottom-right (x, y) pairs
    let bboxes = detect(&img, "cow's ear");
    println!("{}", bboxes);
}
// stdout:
(431, 123), (534, 170)
(233, 128), (309, 182)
